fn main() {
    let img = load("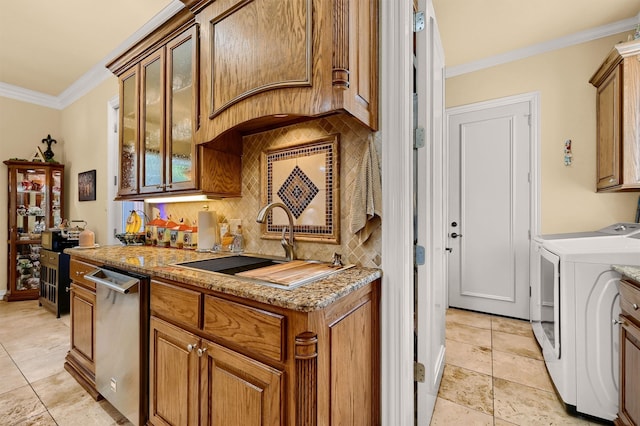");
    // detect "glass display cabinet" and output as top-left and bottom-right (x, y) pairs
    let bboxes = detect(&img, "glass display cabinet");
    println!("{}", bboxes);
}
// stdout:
(4, 160), (64, 301)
